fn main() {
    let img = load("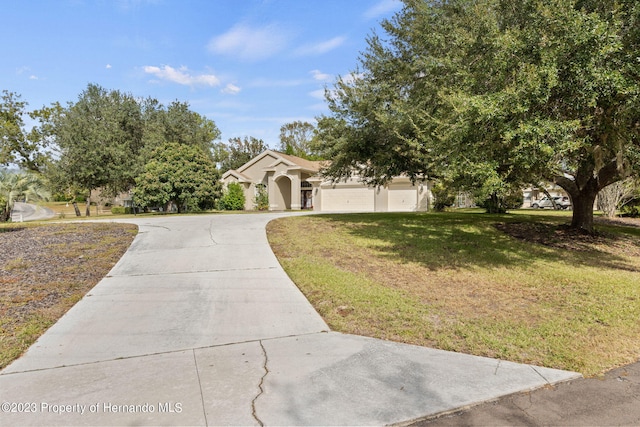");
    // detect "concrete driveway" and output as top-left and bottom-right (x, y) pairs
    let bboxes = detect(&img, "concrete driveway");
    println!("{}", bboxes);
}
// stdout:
(0, 213), (580, 426)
